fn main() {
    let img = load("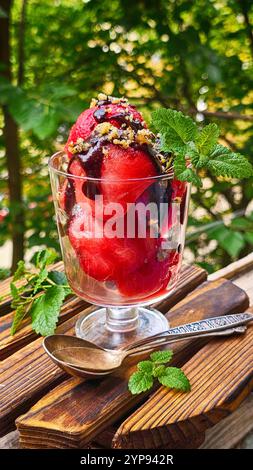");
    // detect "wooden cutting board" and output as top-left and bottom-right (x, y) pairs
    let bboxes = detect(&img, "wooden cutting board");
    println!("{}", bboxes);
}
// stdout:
(15, 278), (249, 448)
